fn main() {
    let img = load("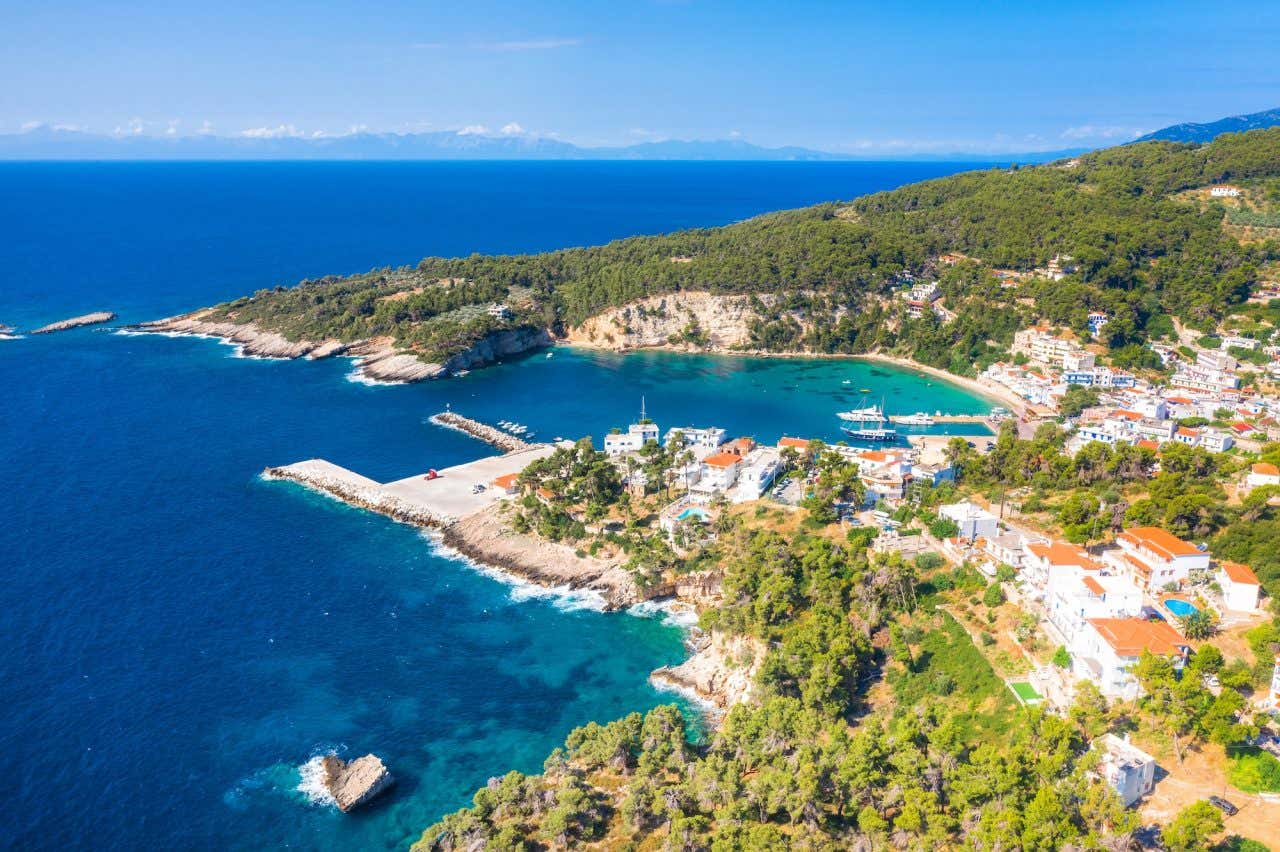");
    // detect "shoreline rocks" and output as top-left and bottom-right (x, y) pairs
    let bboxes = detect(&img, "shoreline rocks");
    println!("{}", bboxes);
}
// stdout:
(650, 632), (762, 710)
(321, 754), (395, 812)
(30, 311), (116, 334)
(131, 313), (552, 383)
